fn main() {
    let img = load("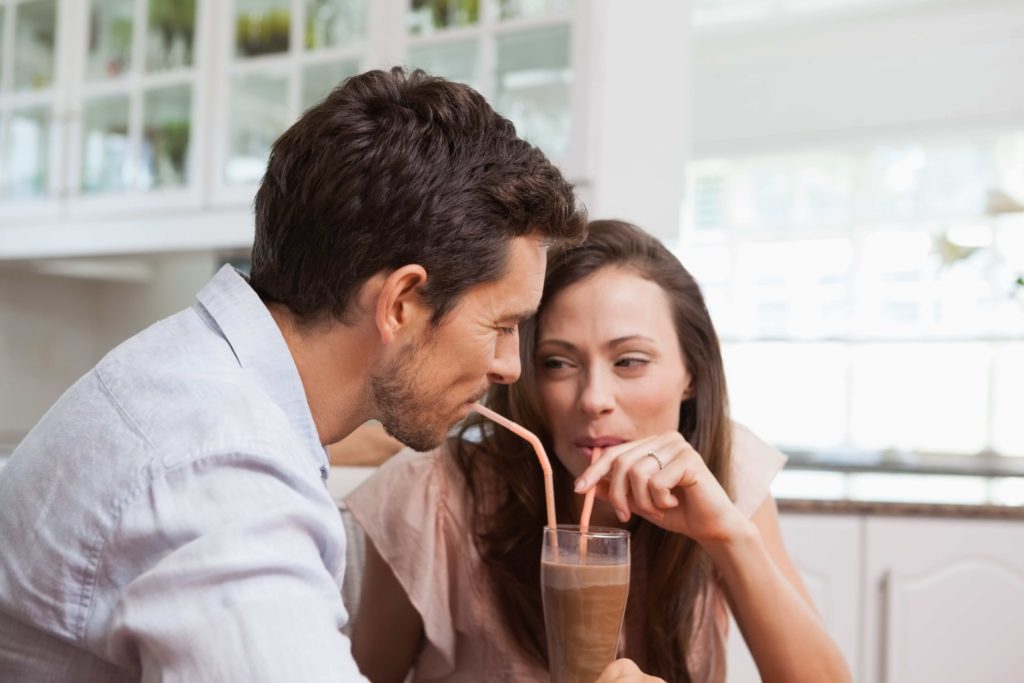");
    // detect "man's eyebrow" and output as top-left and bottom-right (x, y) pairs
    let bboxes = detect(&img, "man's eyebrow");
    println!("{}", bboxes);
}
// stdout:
(502, 309), (537, 325)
